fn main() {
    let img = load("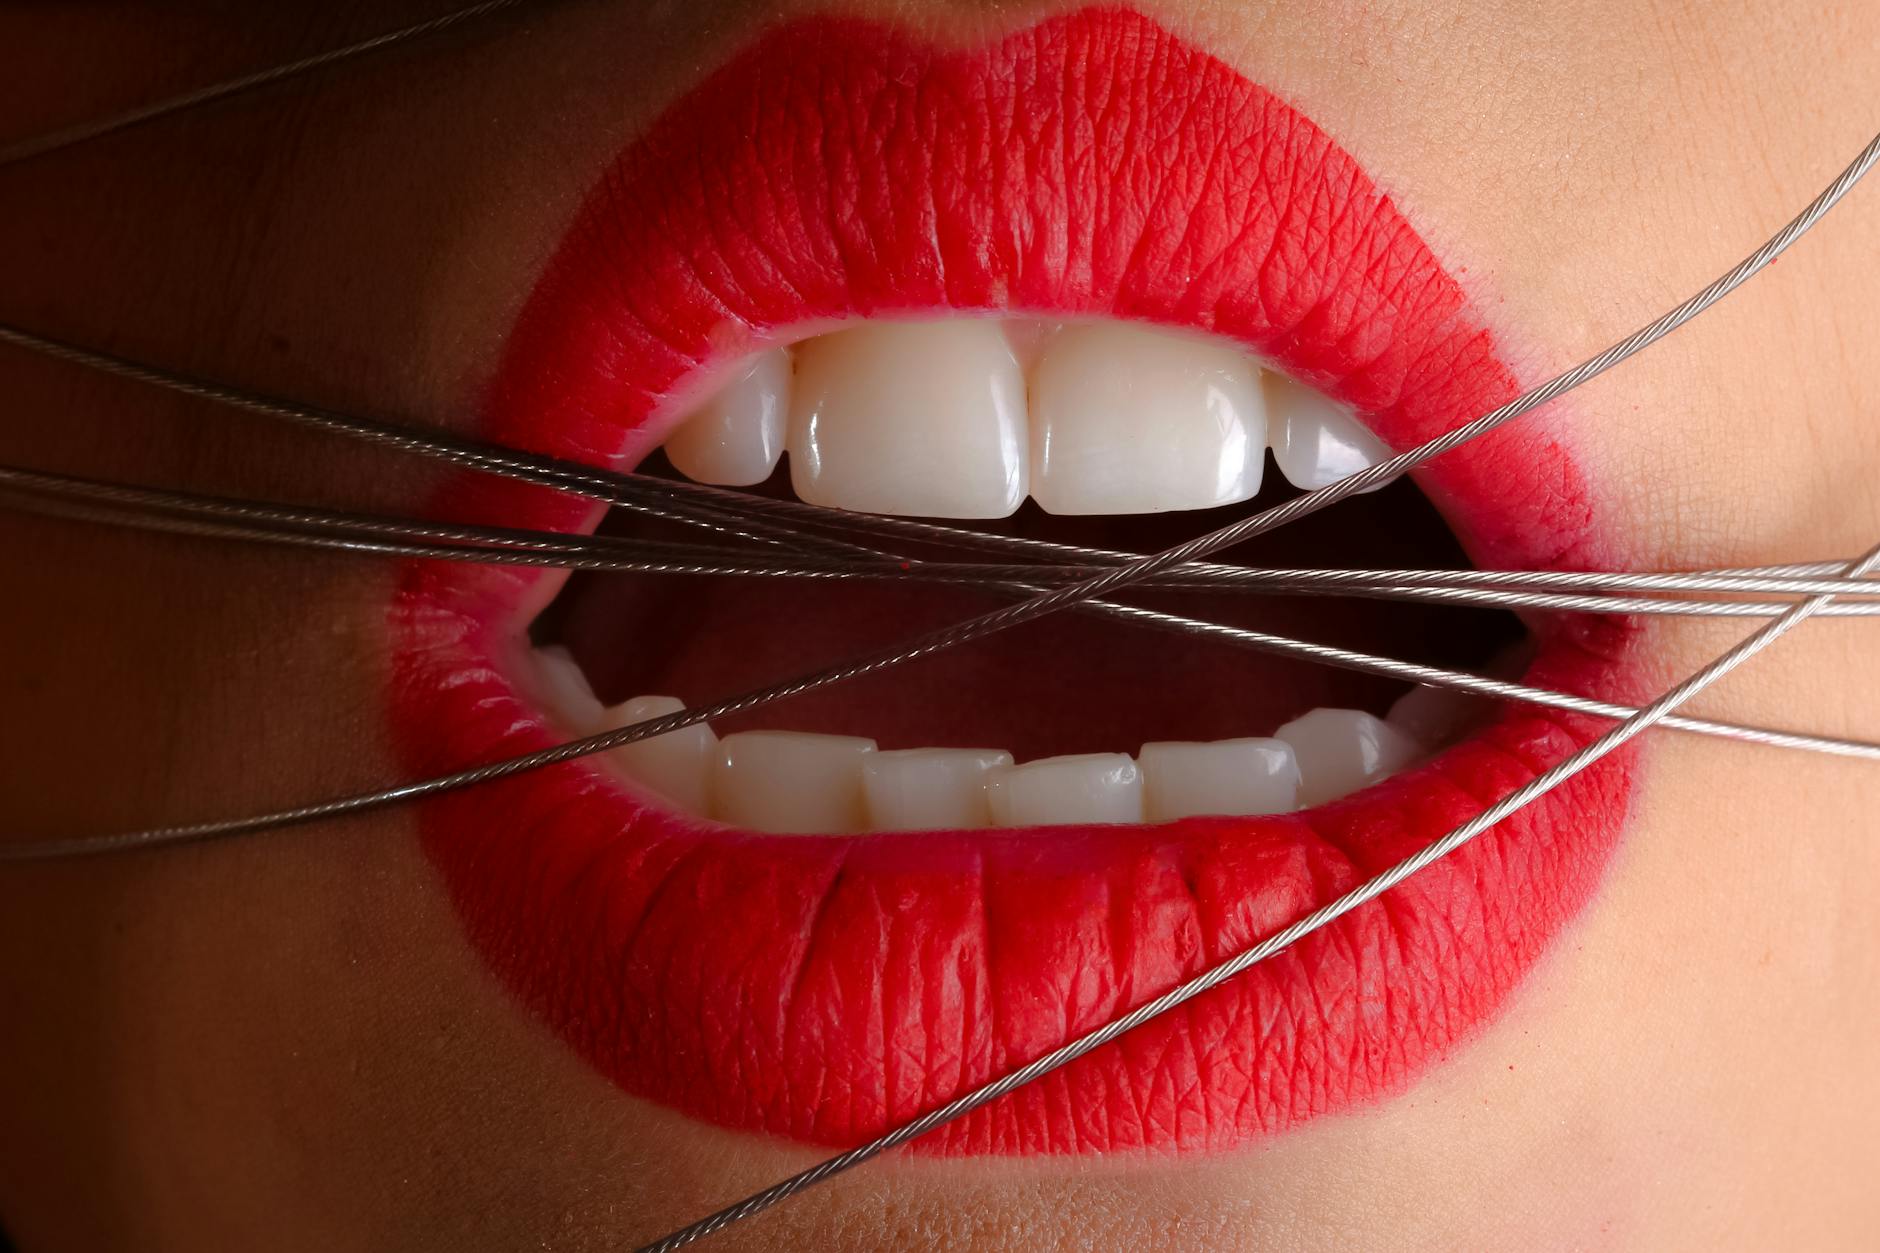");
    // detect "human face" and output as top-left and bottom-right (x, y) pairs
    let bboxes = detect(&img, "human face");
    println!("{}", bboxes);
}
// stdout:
(1, 2), (1875, 1248)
